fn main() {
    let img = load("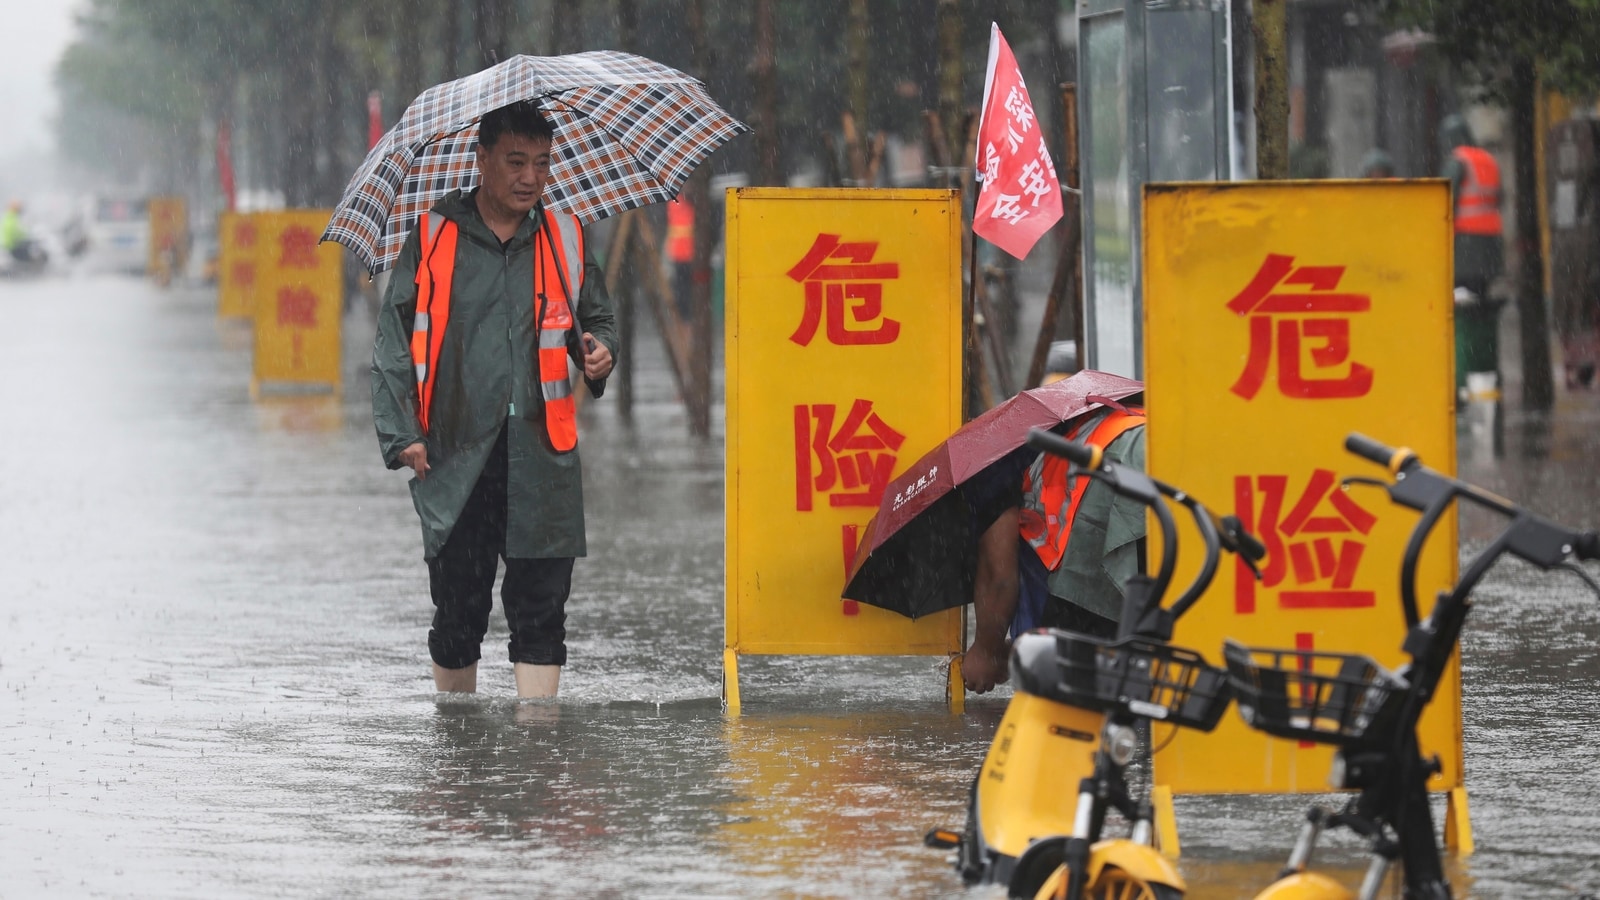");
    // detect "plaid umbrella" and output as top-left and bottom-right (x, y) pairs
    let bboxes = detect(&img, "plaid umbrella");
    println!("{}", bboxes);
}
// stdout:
(322, 50), (750, 273)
